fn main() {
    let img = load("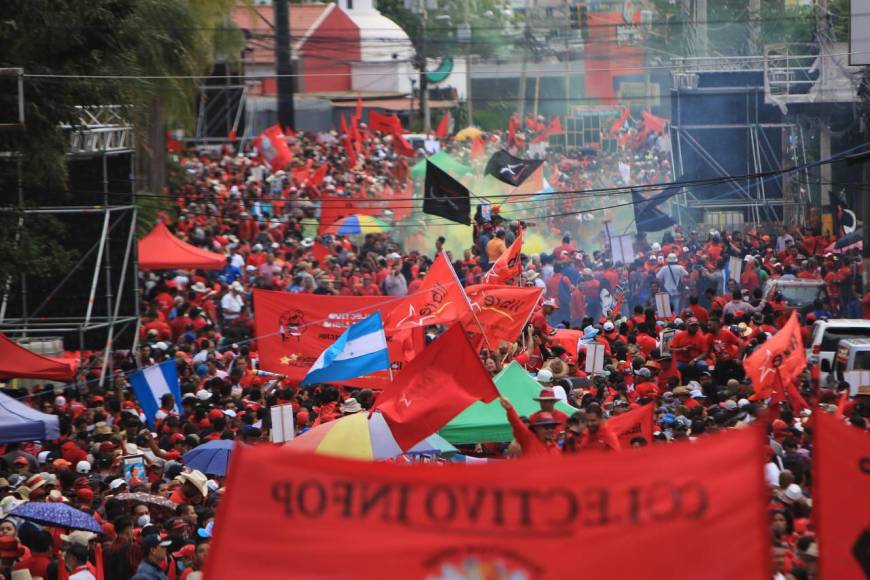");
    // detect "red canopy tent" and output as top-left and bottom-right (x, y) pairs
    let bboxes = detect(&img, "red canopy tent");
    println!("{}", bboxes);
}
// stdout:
(0, 333), (76, 382)
(138, 222), (225, 271)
